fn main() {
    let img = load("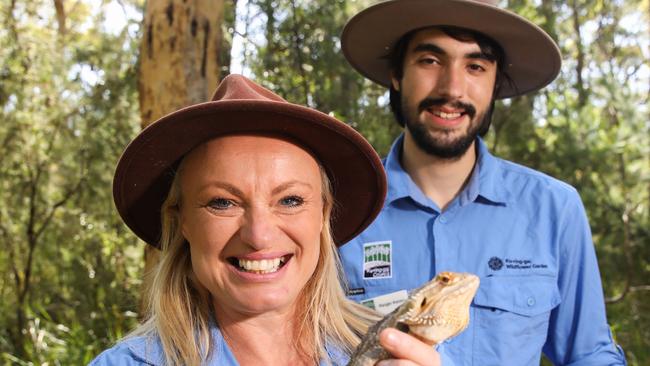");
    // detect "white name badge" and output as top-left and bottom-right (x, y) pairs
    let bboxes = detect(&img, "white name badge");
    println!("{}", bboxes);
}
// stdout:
(360, 289), (409, 315)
